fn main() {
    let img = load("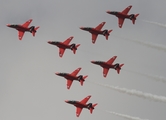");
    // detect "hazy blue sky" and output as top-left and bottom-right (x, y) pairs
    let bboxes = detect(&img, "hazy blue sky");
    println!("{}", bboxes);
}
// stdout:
(1, 0), (166, 120)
